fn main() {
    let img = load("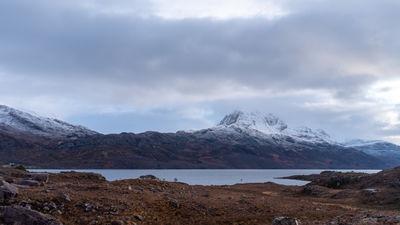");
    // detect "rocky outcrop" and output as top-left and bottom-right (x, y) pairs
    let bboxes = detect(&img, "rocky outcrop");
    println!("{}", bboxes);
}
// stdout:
(302, 184), (331, 197)
(272, 217), (300, 225)
(0, 180), (18, 203)
(29, 173), (49, 183)
(15, 179), (41, 187)
(328, 213), (400, 225)
(0, 167), (63, 225)
(0, 206), (63, 225)
(284, 171), (369, 189)
(139, 175), (159, 180)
